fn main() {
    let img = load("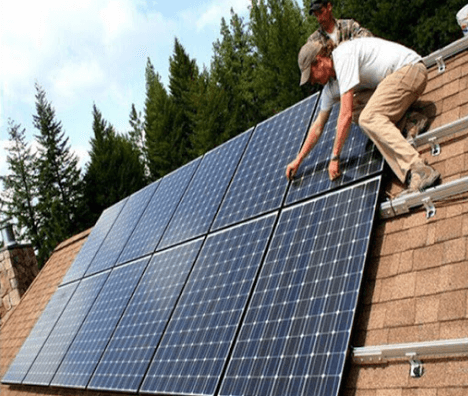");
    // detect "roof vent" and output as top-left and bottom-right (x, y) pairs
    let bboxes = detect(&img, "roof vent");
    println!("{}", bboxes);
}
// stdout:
(1, 221), (18, 248)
